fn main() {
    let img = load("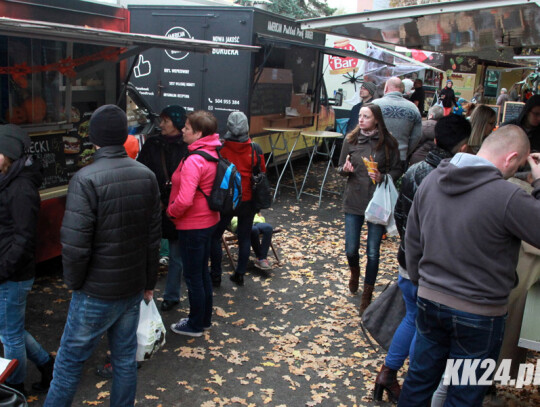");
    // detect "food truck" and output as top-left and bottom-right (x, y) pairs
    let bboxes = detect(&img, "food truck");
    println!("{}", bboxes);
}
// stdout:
(127, 5), (385, 153)
(0, 0), (256, 262)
